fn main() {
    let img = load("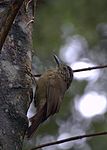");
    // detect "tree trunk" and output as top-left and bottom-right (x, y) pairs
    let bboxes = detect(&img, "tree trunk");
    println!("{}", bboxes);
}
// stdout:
(0, 1), (34, 150)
